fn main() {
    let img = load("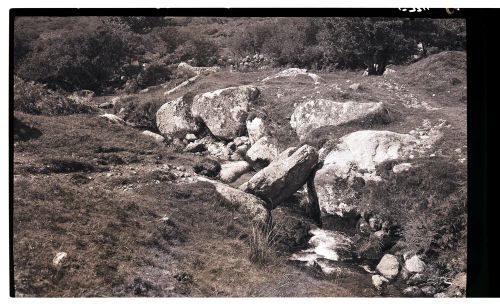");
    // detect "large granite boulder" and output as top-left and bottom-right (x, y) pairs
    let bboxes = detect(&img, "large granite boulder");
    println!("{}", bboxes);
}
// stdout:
(156, 96), (200, 139)
(191, 85), (260, 140)
(290, 99), (390, 140)
(314, 130), (418, 222)
(240, 144), (318, 209)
